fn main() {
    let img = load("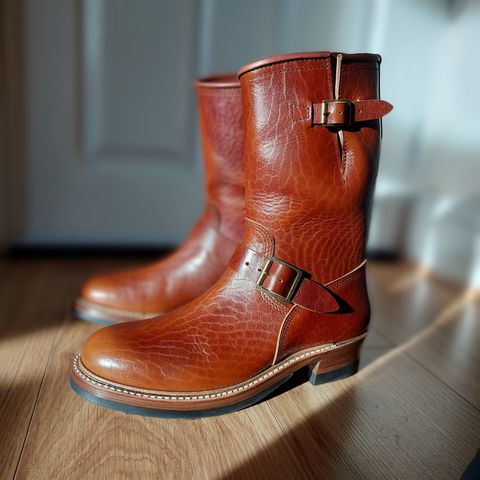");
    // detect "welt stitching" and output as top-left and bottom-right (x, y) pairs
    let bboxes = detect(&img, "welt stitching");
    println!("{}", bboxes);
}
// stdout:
(73, 339), (356, 400)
